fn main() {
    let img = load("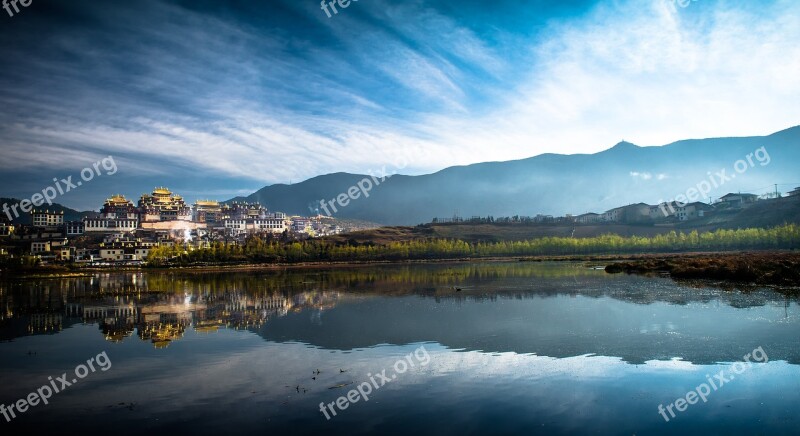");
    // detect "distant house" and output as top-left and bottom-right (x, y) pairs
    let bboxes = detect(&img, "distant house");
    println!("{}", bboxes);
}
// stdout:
(788, 187), (800, 197)
(31, 241), (52, 254)
(575, 213), (601, 224)
(621, 203), (652, 223)
(675, 202), (714, 221)
(602, 204), (650, 224)
(99, 248), (125, 262)
(650, 202), (680, 220)
(602, 207), (622, 222)
(719, 193), (758, 208)
(0, 219), (13, 237)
